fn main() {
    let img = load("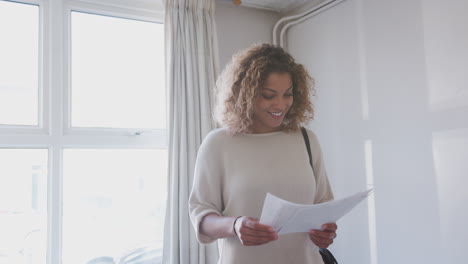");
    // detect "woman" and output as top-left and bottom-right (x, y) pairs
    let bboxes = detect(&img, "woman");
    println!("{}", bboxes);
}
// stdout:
(189, 43), (337, 263)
